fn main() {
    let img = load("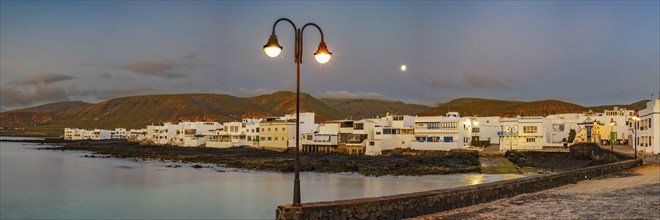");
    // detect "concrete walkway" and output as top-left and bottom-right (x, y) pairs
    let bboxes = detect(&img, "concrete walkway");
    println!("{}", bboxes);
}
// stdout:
(478, 144), (520, 174)
(600, 144), (660, 165)
(410, 164), (660, 220)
